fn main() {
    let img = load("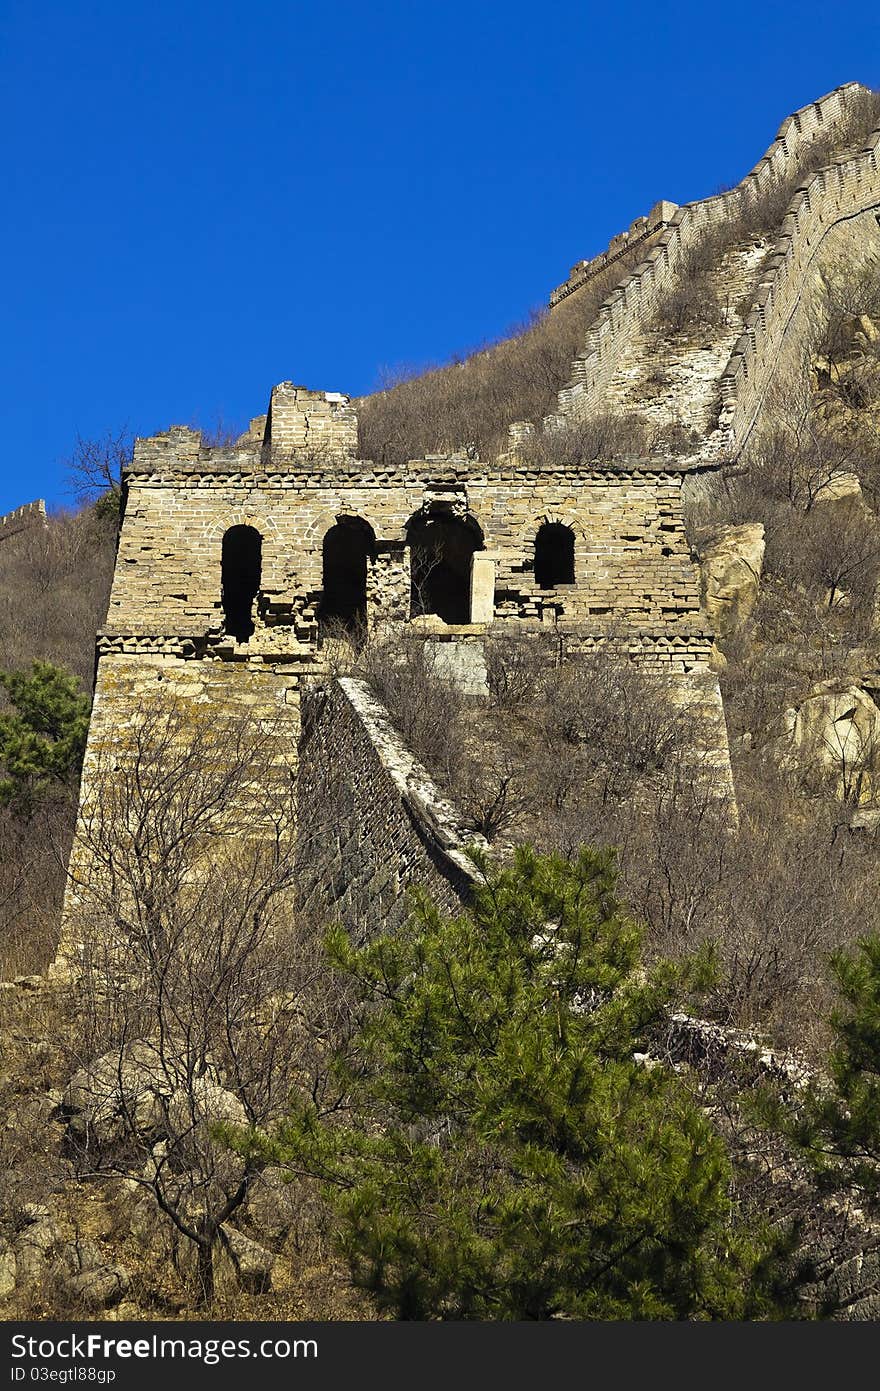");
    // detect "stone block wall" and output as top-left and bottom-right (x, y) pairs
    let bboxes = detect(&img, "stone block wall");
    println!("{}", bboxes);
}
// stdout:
(58, 652), (300, 963)
(719, 131), (880, 454)
(106, 452), (706, 647)
(0, 499), (46, 542)
(297, 677), (486, 940)
(544, 84), (879, 449)
(264, 383), (358, 457)
(548, 200), (679, 309)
